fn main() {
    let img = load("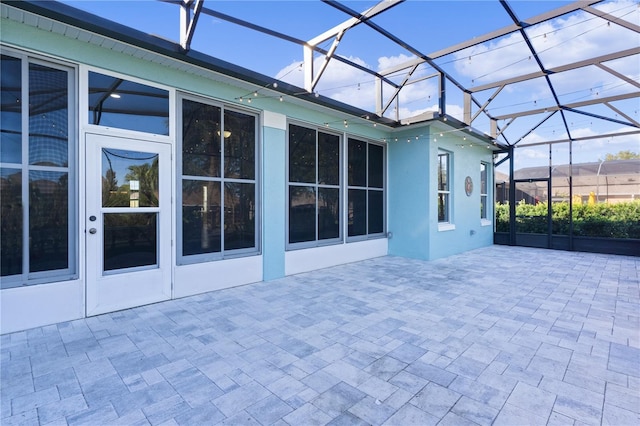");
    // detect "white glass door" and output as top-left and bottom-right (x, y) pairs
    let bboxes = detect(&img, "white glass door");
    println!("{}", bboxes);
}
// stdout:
(86, 134), (171, 316)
